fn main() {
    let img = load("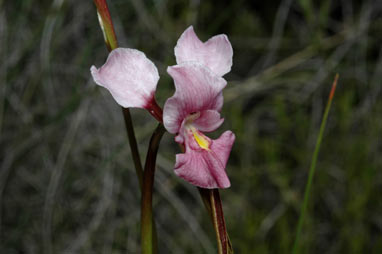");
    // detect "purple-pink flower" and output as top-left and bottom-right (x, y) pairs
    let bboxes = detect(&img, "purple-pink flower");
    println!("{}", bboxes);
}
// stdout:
(163, 63), (235, 188)
(90, 26), (235, 189)
(163, 27), (235, 189)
